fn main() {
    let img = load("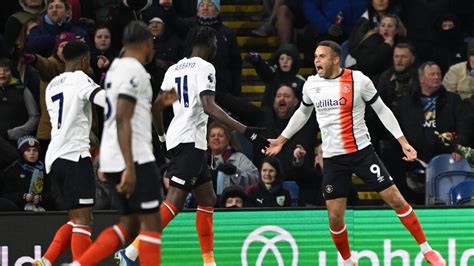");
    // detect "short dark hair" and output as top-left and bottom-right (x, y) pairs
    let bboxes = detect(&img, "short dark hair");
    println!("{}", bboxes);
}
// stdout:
(394, 42), (416, 56)
(62, 40), (89, 61)
(47, 0), (70, 9)
(0, 58), (11, 69)
(122, 21), (152, 45)
(186, 26), (217, 49)
(418, 61), (439, 77)
(317, 40), (342, 57)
